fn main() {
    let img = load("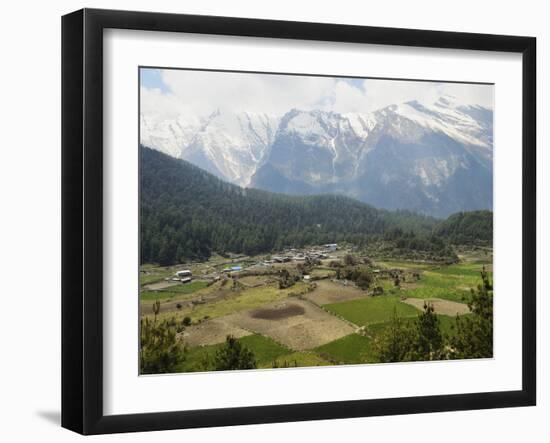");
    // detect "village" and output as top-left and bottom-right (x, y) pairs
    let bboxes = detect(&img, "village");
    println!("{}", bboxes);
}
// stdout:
(160, 243), (340, 286)
(139, 242), (490, 371)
